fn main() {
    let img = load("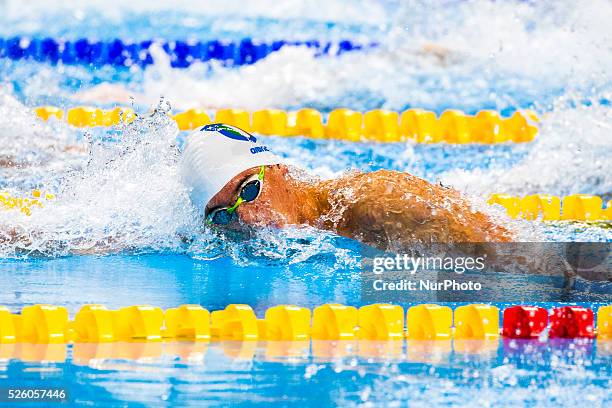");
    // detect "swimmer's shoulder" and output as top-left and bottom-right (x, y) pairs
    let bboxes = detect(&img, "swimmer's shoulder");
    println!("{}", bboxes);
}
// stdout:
(350, 169), (430, 190)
